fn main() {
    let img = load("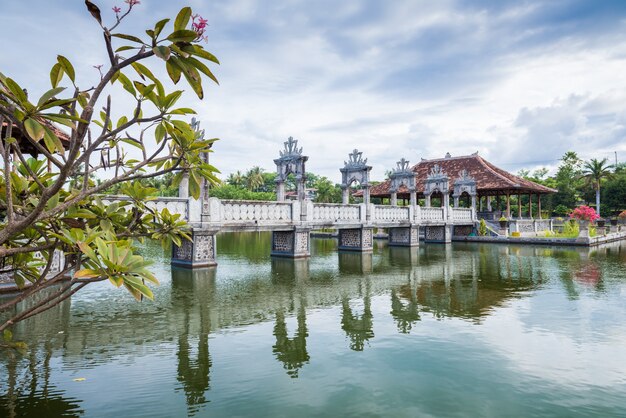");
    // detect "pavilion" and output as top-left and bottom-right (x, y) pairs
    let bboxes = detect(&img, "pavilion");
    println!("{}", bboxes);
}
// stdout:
(364, 152), (557, 219)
